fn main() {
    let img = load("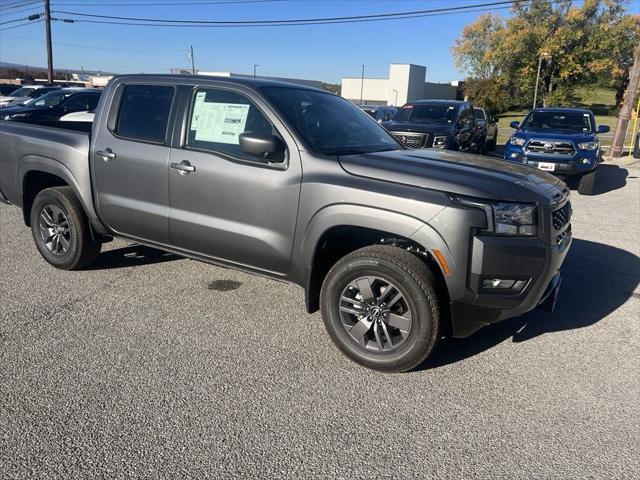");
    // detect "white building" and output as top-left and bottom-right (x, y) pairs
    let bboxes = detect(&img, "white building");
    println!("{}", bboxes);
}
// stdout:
(341, 63), (459, 106)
